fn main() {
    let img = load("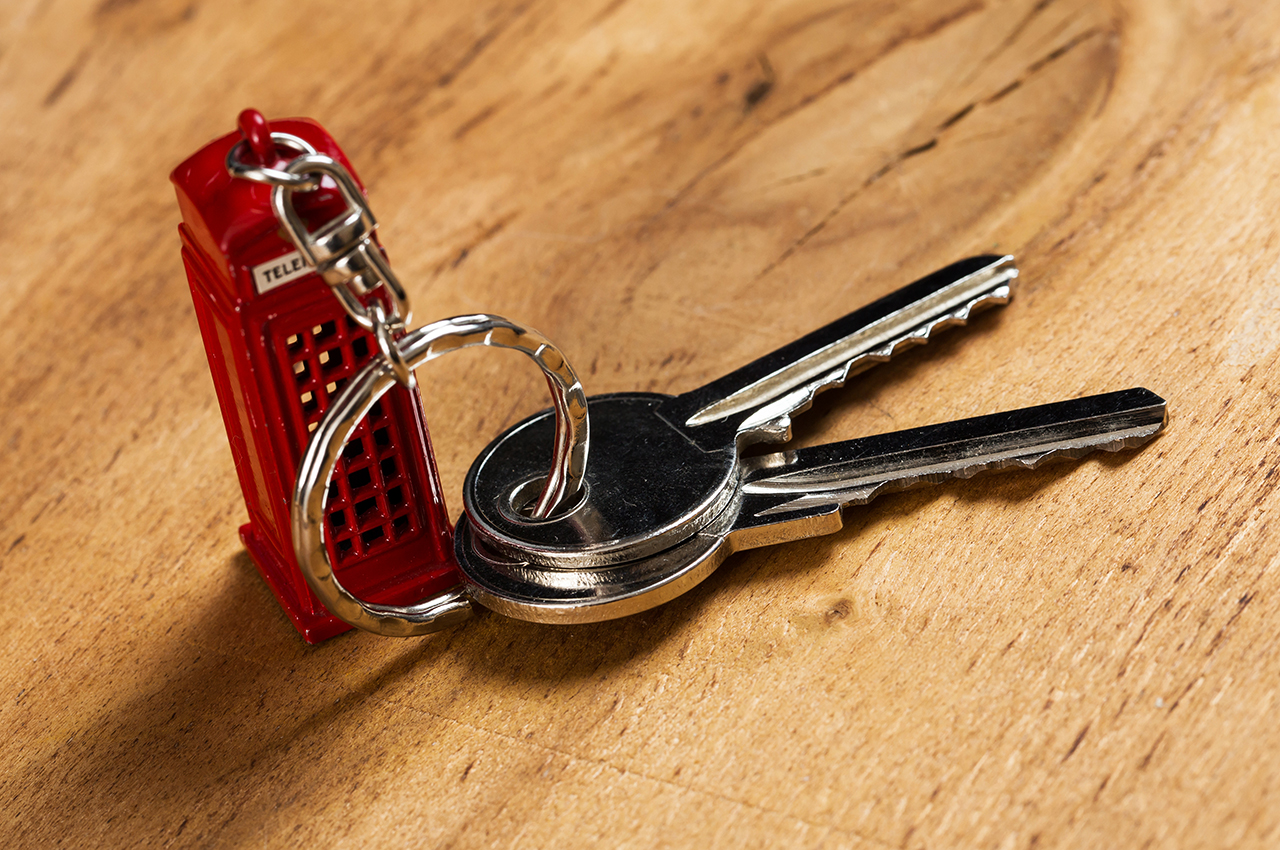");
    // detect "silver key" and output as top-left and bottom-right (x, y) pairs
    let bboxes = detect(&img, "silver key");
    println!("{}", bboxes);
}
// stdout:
(453, 256), (1167, 622)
